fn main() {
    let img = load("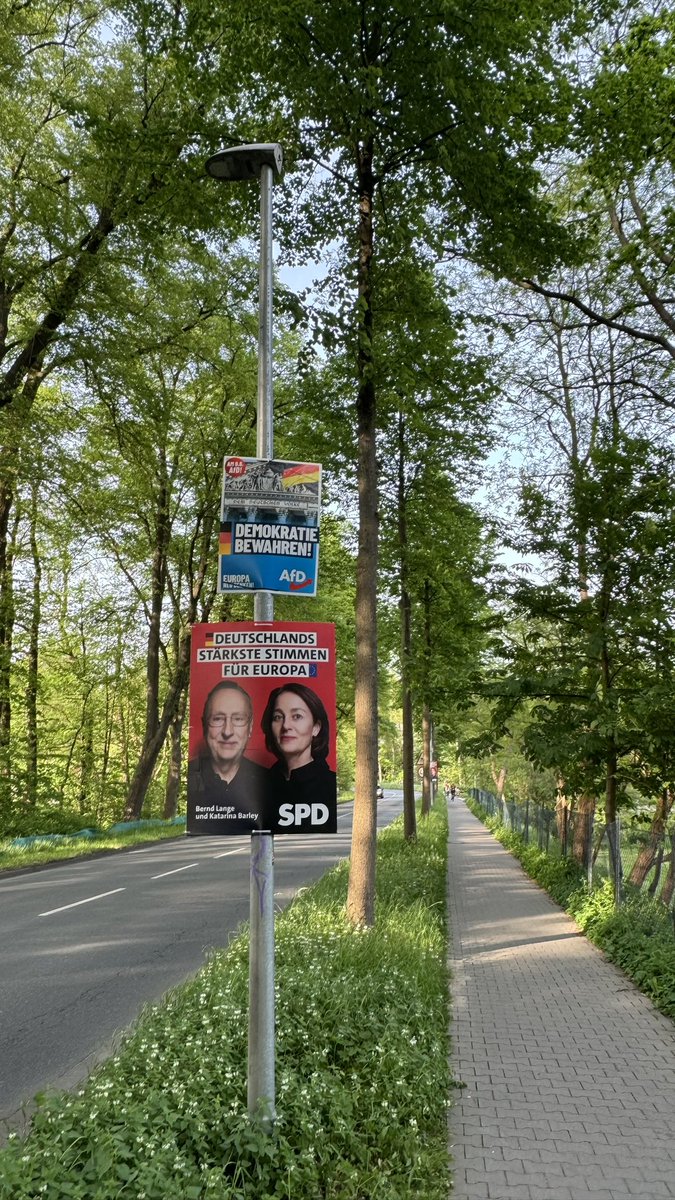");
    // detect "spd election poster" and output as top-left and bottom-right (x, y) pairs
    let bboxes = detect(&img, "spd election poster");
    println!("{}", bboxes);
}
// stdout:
(218, 457), (321, 596)
(187, 621), (337, 836)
